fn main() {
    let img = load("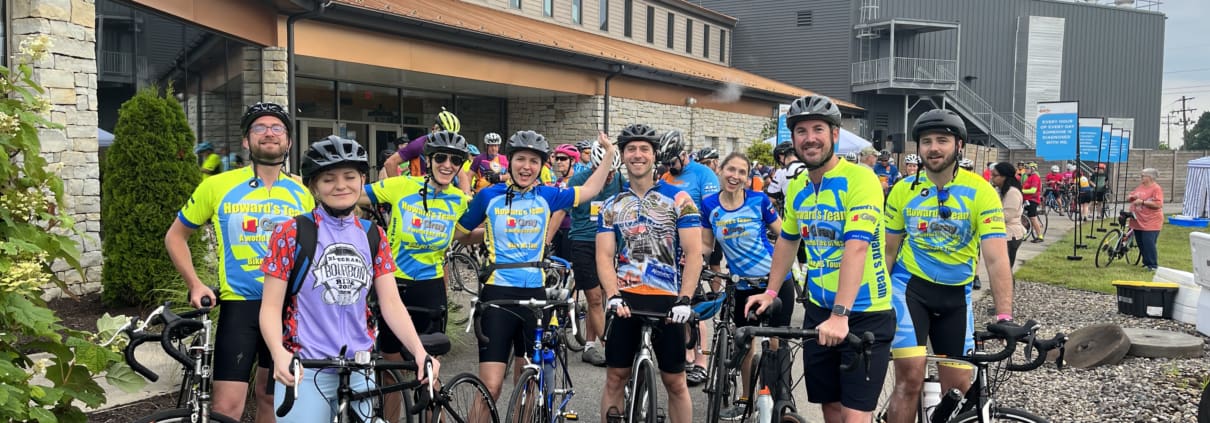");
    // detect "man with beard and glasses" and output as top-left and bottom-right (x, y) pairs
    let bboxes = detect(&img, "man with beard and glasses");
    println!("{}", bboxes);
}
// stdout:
(745, 95), (894, 423)
(882, 109), (1015, 423)
(165, 102), (315, 422)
